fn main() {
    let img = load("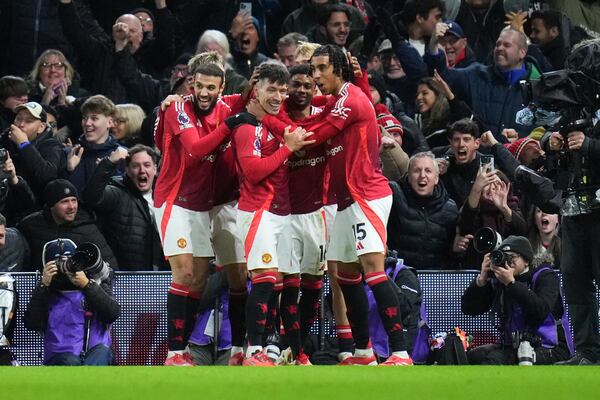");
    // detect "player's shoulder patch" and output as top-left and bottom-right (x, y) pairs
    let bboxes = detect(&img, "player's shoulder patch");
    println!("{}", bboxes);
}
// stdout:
(175, 102), (194, 130)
